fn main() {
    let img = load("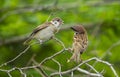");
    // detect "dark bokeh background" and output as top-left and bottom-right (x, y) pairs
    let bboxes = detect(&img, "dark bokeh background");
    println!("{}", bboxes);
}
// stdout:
(0, 0), (120, 77)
